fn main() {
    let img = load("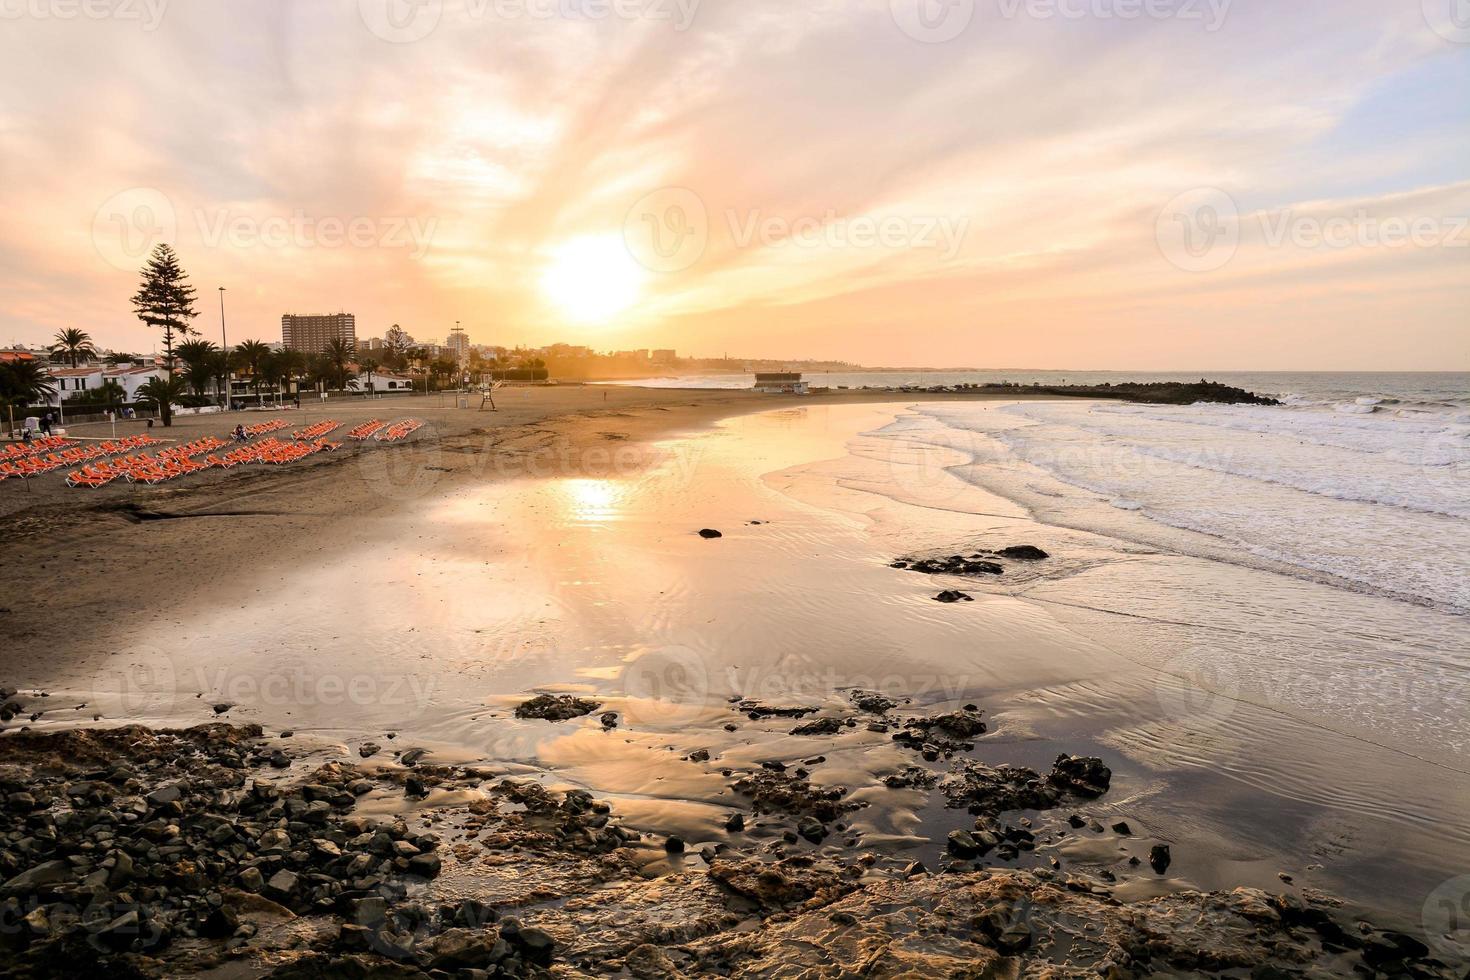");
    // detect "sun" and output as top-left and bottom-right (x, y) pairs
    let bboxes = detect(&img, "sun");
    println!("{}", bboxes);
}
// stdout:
(539, 234), (646, 324)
